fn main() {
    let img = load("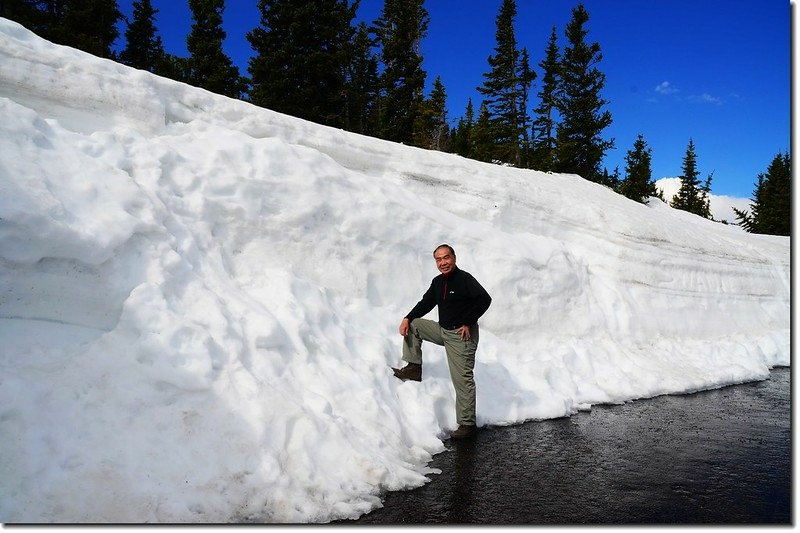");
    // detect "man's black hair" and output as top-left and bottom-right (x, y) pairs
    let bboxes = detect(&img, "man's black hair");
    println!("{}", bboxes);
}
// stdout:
(433, 244), (456, 257)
